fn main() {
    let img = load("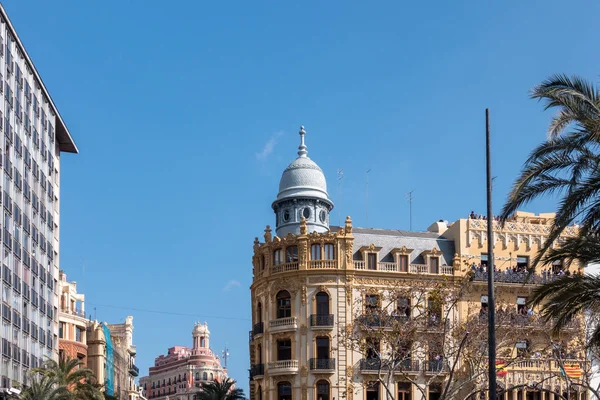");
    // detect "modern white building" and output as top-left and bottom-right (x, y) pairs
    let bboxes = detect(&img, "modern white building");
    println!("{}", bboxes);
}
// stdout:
(0, 3), (78, 391)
